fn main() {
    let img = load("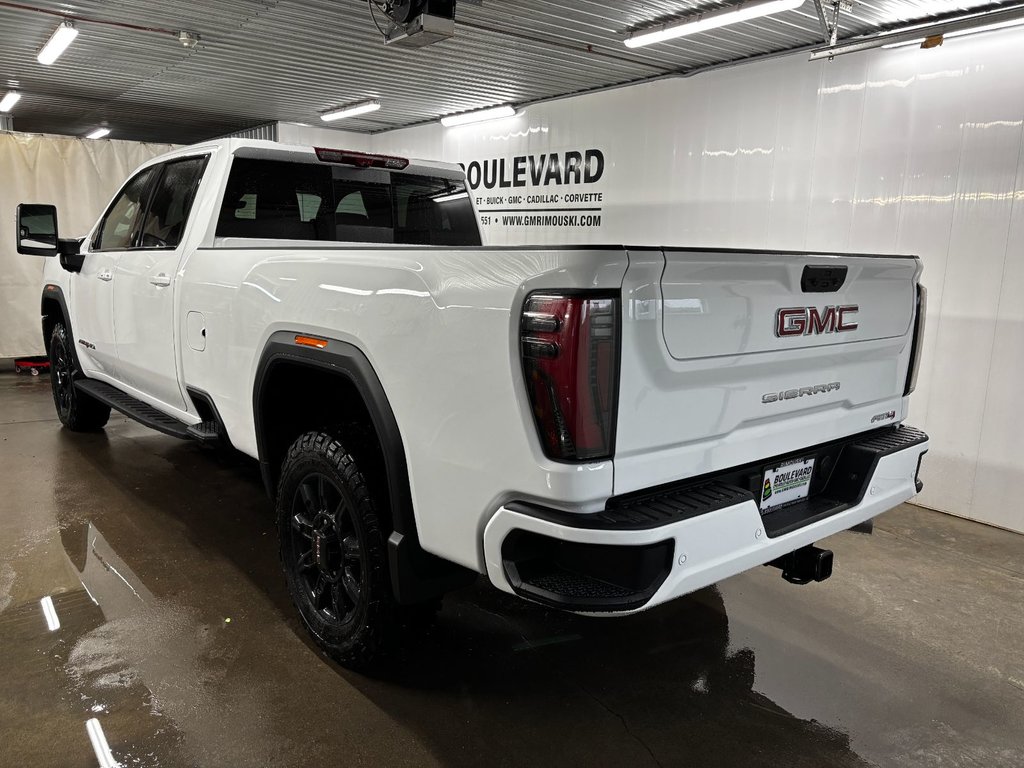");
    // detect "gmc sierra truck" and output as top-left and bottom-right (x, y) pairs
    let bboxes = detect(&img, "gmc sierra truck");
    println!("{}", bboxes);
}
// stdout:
(16, 139), (929, 668)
